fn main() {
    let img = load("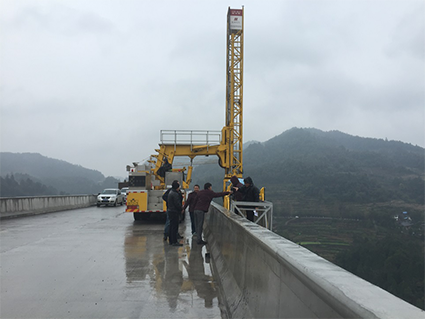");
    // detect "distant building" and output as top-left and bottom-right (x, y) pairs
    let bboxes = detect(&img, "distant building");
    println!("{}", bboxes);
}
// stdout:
(395, 211), (413, 227)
